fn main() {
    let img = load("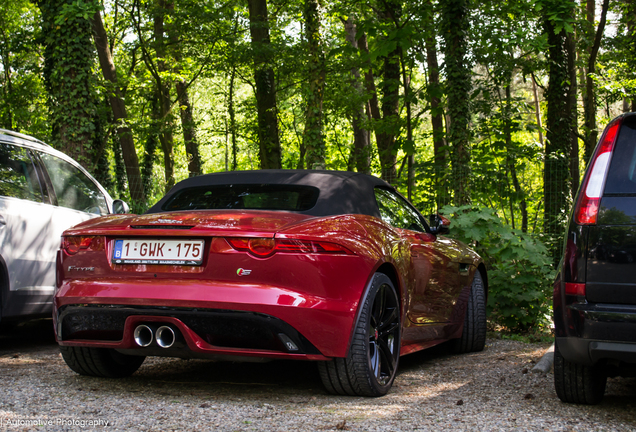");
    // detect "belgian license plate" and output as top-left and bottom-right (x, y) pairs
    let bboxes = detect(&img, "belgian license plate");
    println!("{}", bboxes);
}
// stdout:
(112, 239), (204, 265)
